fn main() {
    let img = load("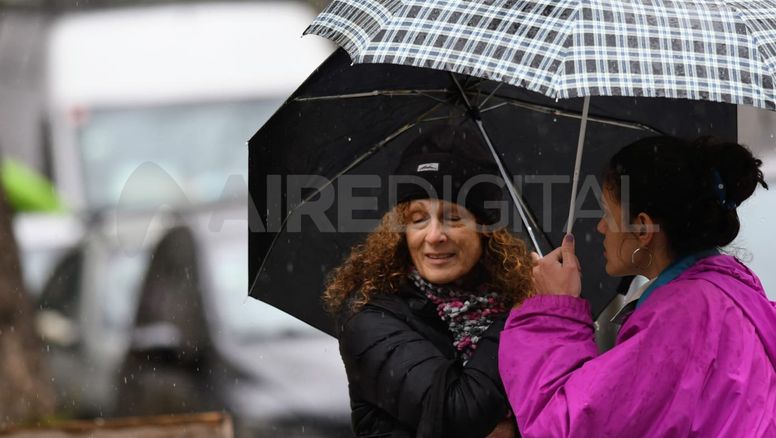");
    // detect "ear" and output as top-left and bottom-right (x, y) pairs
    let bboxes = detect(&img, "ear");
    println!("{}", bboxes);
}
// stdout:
(633, 212), (657, 246)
